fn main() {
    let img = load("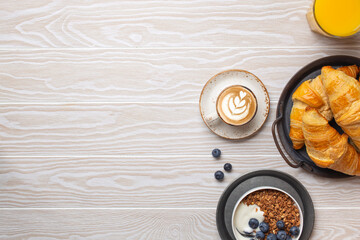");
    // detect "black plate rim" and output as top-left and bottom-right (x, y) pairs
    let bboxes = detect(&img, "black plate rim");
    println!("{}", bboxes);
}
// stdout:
(216, 170), (315, 240)
(275, 55), (360, 178)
